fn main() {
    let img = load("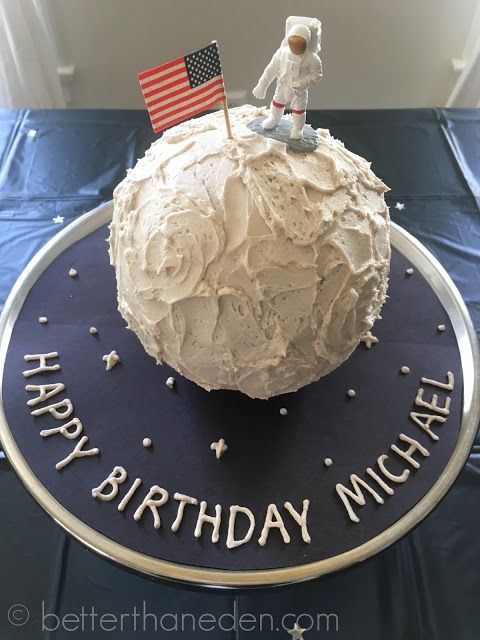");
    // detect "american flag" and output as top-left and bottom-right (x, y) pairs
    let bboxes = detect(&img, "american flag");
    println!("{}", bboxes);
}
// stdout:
(138, 42), (226, 133)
